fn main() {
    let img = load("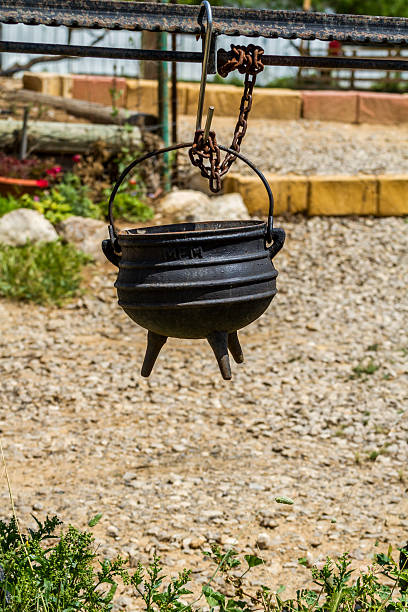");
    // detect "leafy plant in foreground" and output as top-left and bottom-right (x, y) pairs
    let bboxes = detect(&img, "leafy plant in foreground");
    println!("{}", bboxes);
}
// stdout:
(0, 240), (91, 305)
(0, 513), (128, 611)
(0, 516), (408, 611)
